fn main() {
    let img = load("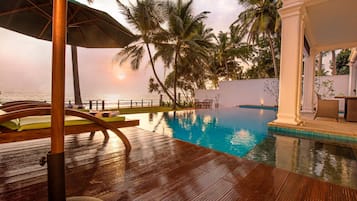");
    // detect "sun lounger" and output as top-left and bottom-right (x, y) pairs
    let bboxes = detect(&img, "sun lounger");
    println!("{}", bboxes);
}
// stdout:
(0, 102), (51, 112)
(0, 107), (139, 153)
